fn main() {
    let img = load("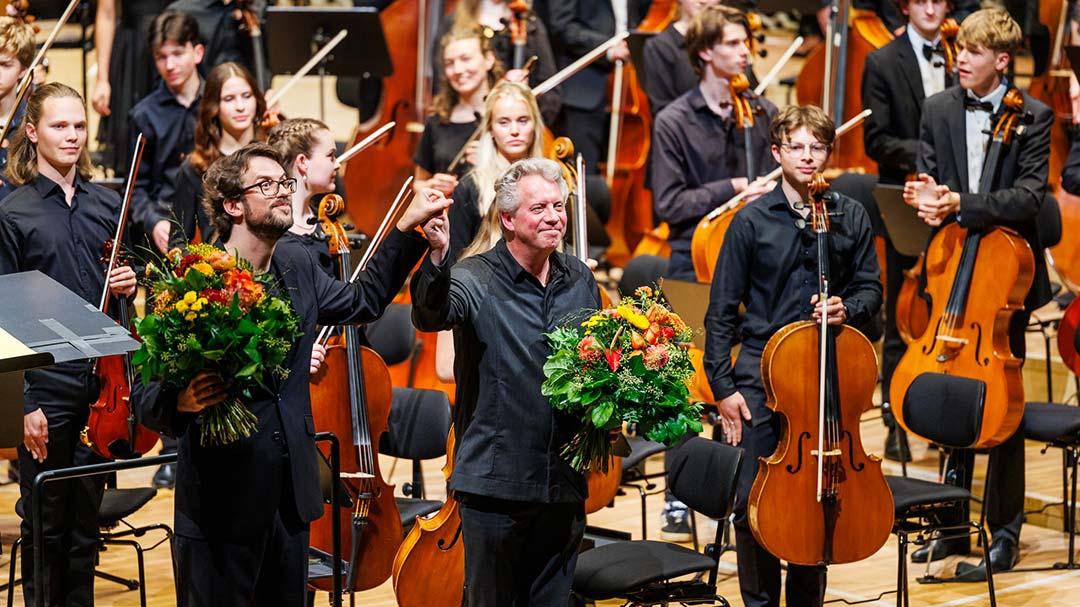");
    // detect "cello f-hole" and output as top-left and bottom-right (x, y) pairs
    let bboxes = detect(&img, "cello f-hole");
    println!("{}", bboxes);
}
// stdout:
(842, 431), (864, 472)
(970, 321), (989, 366)
(786, 431), (812, 474)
